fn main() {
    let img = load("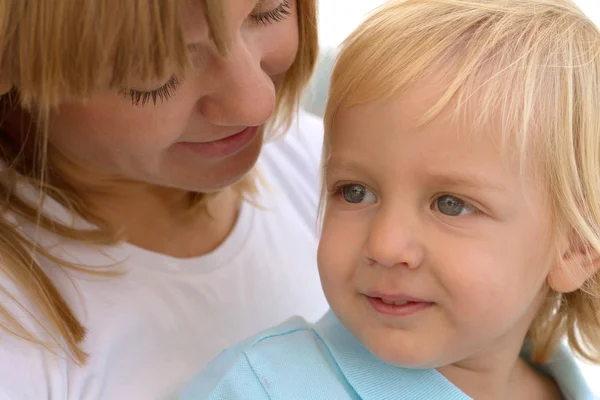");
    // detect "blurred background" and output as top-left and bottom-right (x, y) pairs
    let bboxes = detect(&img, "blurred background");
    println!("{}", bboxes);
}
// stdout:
(308, 0), (600, 394)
